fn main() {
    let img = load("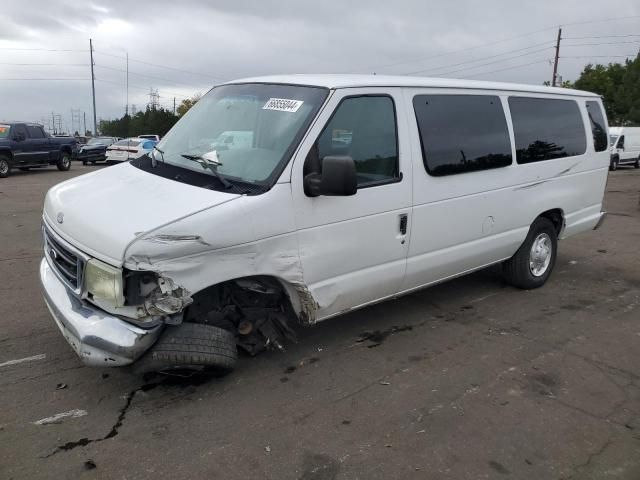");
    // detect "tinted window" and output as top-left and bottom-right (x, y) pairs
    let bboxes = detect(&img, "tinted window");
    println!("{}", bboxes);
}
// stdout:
(413, 95), (512, 176)
(13, 124), (28, 139)
(313, 96), (399, 187)
(509, 97), (586, 164)
(115, 139), (141, 147)
(26, 125), (45, 139)
(586, 101), (608, 152)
